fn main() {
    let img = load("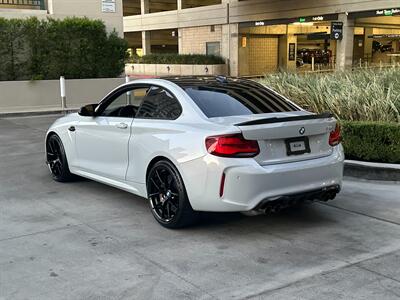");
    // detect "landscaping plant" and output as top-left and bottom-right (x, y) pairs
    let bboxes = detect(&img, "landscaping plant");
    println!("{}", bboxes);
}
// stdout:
(341, 121), (400, 164)
(130, 53), (225, 65)
(260, 68), (400, 163)
(260, 68), (400, 123)
(0, 17), (127, 81)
